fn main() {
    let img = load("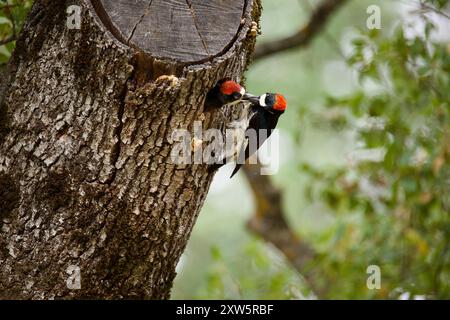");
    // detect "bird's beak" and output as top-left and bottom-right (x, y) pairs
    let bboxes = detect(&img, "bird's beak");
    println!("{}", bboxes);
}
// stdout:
(243, 93), (260, 104)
